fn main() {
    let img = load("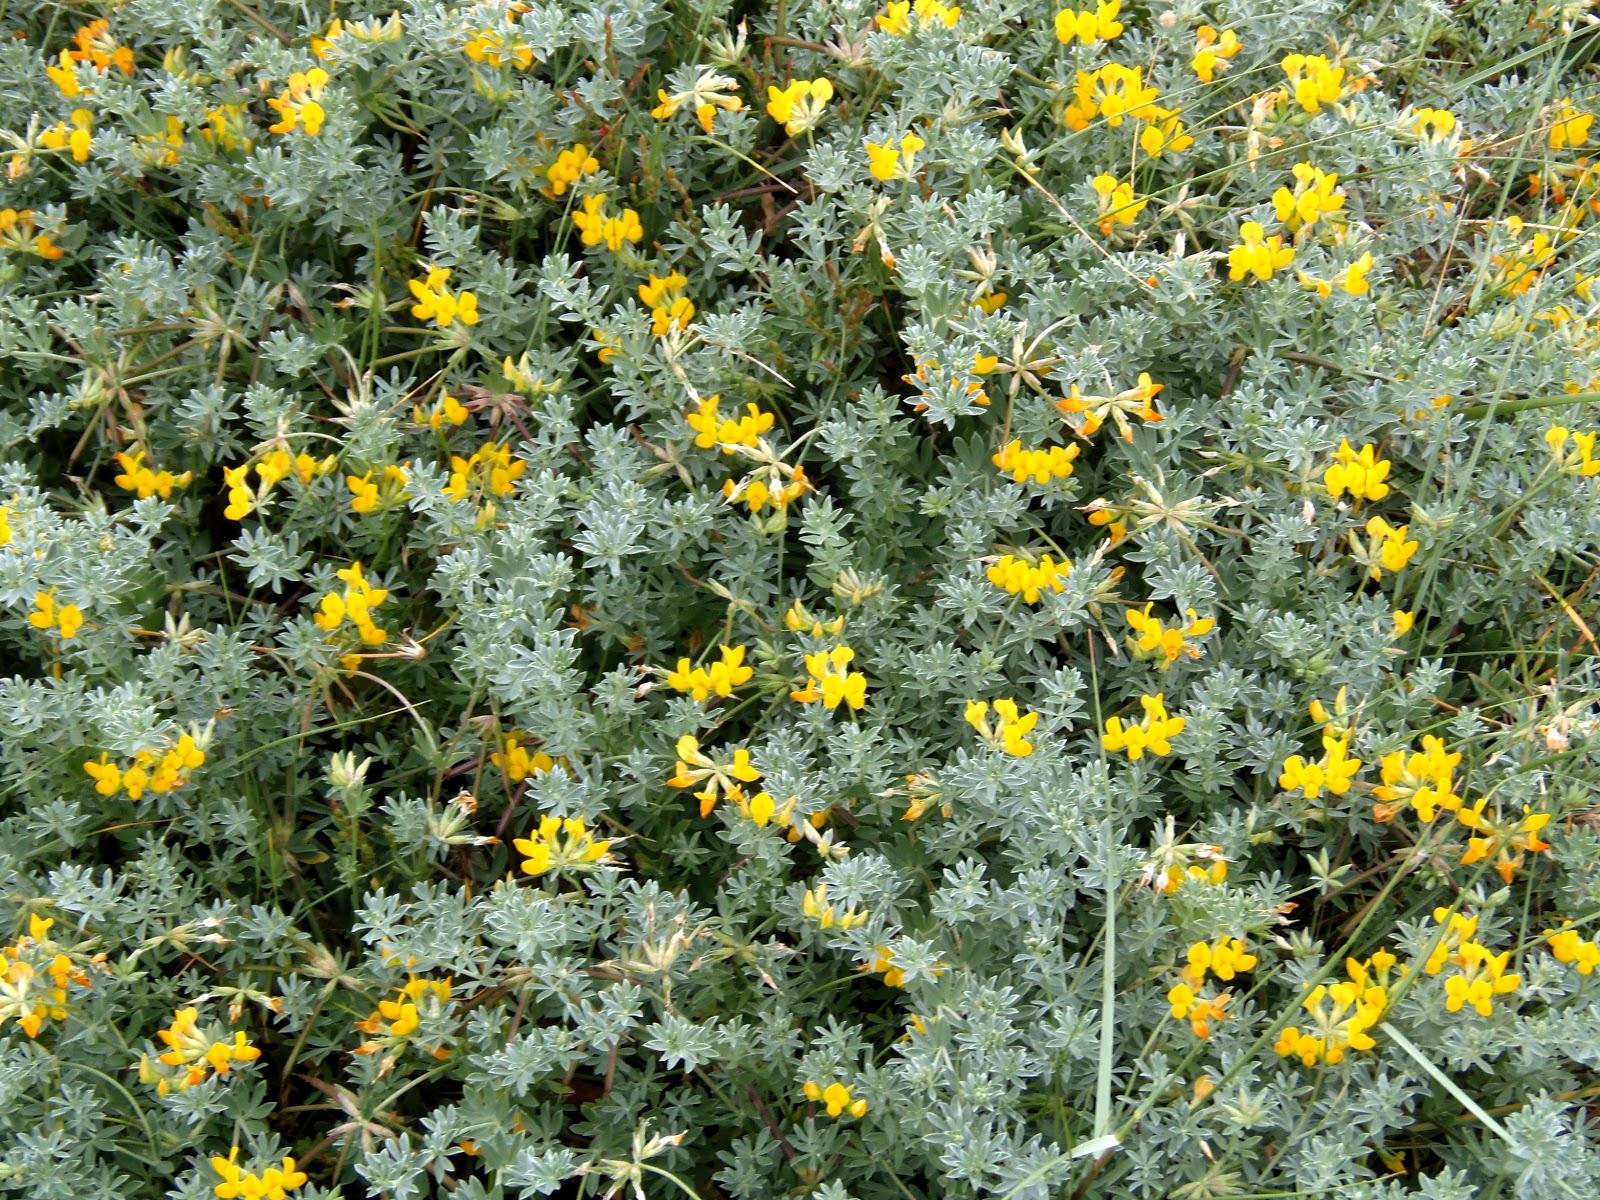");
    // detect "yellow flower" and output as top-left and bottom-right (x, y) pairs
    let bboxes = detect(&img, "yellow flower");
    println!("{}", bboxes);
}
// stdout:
(1549, 99), (1594, 151)
(1545, 426), (1600, 476)
(1426, 909), (1520, 1018)
(1190, 26), (1241, 83)
(1090, 174), (1147, 235)
(28, 590), (83, 640)
(651, 70), (743, 134)
(415, 392), (470, 431)
(1124, 604), (1215, 667)
(1276, 950), (1397, 1066)
(210, 1149), (308, 1200)
(1056, 372), (1163, 440)
(353, 976), (452, 1057)
(1138, 108), (1194, 159)
(1054, 1), (1123, 47)
(1410, 107), (1456, 142)
(543, 143), (598, 197)
(444, 441), (526, 509)
(40, 109), (94, 163)
(144, 1006), (262, 1095)
(1548, 926), (1600, 976)
(877, 0), (961, 34)
(1167, 937), (1255, 1037)
(965, 698), (1039, 757)
(113, 449), (193, 499)
(803, 1079), (868, 1118)
(992, 439), (1079, 484)
(0, 915), (93, 1038)
(1102, 692), (1185, 760)
(791, 644), (868, 710)
(1359, 515), (1419, 579)
(766, 78), (834, 137)
(1063, 63), (1159, 131)
(83, 733), (206, 801)
(1322, 439), (1391, 502)
(865, 131), (926, 182)
(668, 735), (762, 817)
(1373, 735), (1460, 823)
(200, 104), (251, 153)
(801, 883), (867, 930)
(665, 644), (754, 701)
(571, 193), (644, 252)
(266, 68), (329, 136)
(985, 552), (1072, 604)
(1391, 609), (1415, 636)
(639, 271), (696, 335)
(311, 559), (390, 650)
(463, 26), (536, 70)
(1227, 221), (1294, 282)
(1457, 802), (1551, 883)
(784, 598), (846, 637)
(492, 733), (559, 783)
(1271, 162), (1345, 236)
(408, 265), (480, 327)
(346, 464), (410, 515)
(1278, 731), (1362, 800)
(685, 395), (775, 452)
(513, 815), (612, 876)
(1280, 53), (1345, 114)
